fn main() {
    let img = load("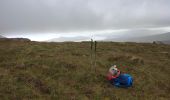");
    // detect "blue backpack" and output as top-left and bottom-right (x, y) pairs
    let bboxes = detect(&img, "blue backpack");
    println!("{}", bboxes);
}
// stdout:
(110, 74), (133, 88)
